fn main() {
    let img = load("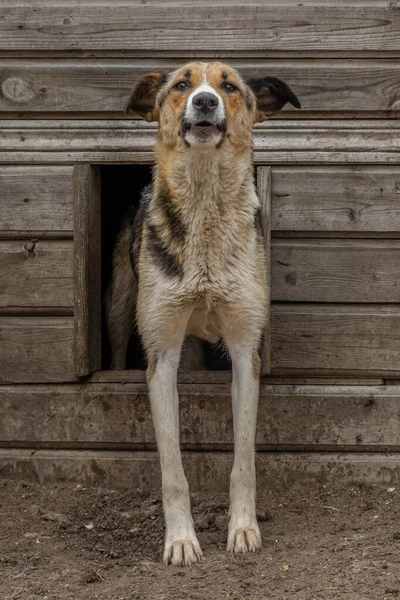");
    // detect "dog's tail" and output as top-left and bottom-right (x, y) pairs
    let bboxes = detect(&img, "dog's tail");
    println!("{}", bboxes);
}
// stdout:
(105, 215), (138, 370)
